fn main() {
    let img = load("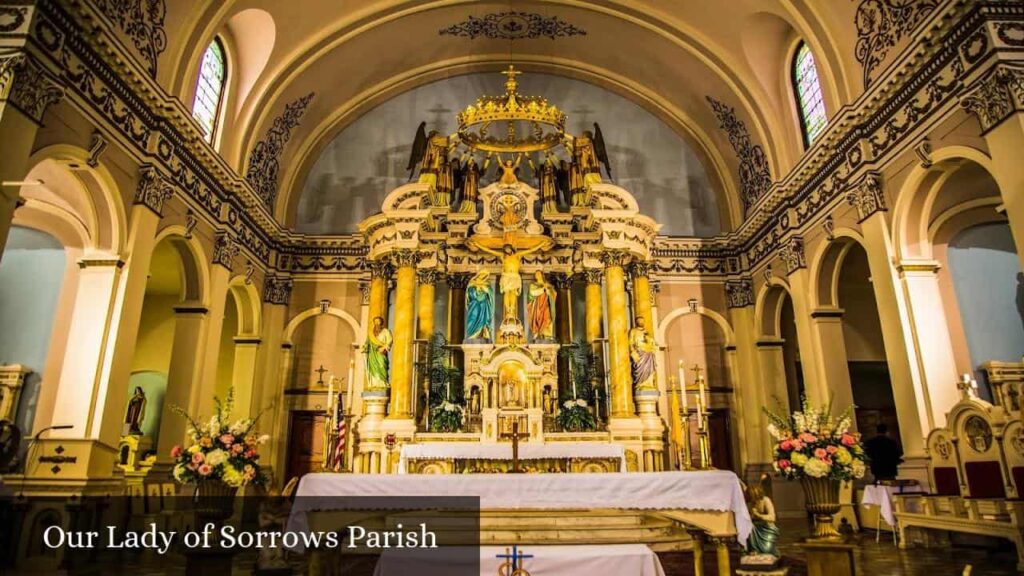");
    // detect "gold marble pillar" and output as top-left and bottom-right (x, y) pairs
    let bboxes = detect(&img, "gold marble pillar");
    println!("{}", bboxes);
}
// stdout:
(447, 274), (469, 374)
(553, 273), (574, 392)
(630, 261), (654, 334)
(603, 251), (635, 417)
(584, 268), (604, 342)
(417, 268), (438, 339)
(388, 251), (418, 418)
(367, 260), (390, 325)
